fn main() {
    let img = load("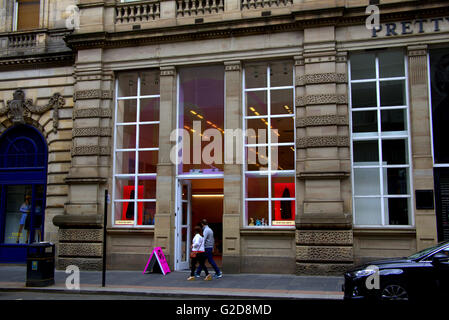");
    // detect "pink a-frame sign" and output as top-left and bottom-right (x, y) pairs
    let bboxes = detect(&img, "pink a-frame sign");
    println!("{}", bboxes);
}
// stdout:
(143, 247), (171, 275)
